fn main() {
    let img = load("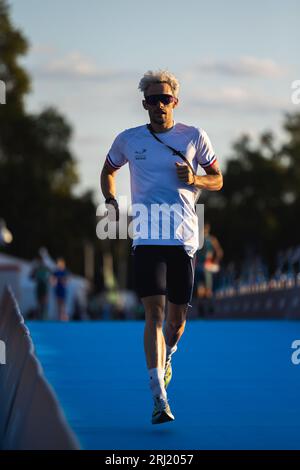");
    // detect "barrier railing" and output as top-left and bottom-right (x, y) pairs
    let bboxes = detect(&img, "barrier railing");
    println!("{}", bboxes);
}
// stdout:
(194, 286), (300, 319)
(0, 285), (80, 450)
